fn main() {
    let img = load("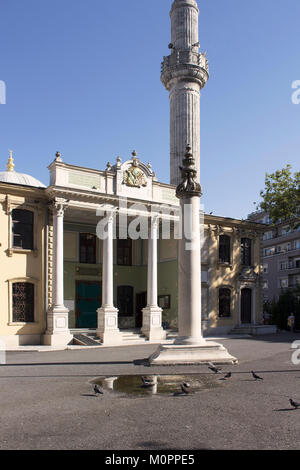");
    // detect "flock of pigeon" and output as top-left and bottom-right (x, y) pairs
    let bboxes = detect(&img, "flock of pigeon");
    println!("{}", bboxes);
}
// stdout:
(93, 363), (300, 409)
(207, 362), (300, 410)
